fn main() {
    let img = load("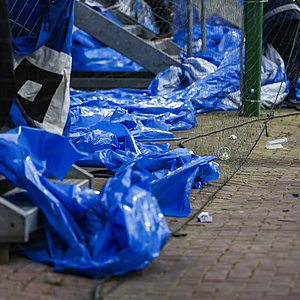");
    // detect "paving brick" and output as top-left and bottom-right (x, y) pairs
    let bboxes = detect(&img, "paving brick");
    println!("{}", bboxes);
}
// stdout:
(23, 282), (52, 294)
